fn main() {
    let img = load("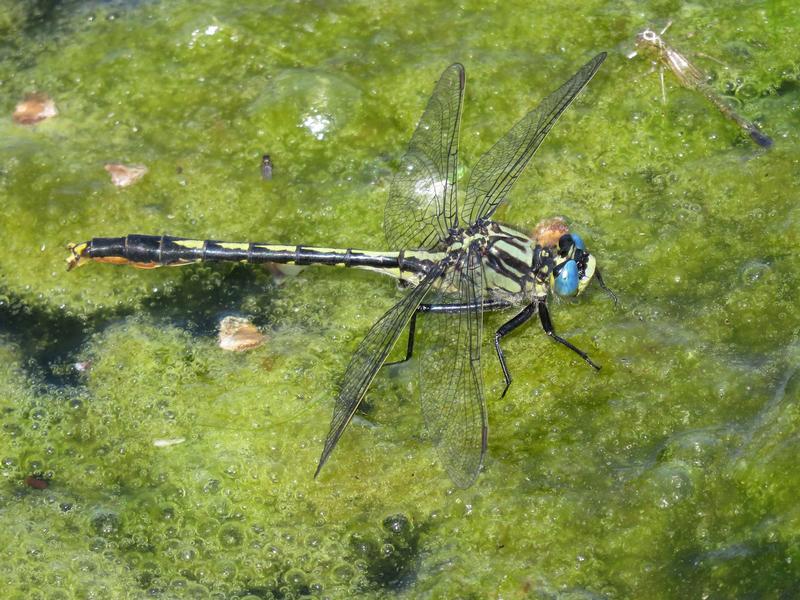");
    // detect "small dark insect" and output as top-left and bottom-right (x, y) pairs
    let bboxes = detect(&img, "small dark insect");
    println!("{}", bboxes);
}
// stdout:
(261, 154), (273, 180)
